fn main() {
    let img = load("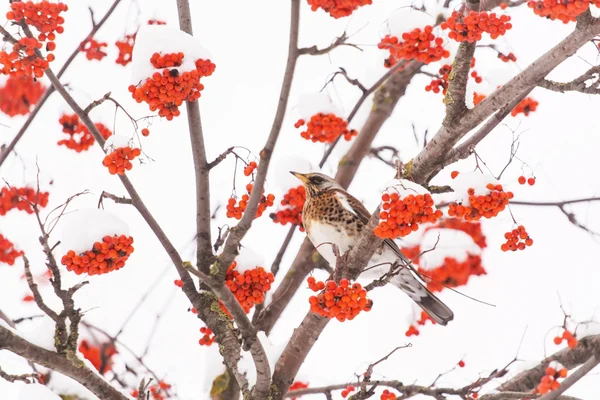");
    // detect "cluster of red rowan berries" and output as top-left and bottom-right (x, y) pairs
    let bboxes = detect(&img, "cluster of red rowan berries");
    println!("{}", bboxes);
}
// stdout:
(102, 146), (142, 175)
(0, 38), (51, 79)
(518, 176), (536, 185)
(78, 340), (118, 375)
(199, 327), (215, 346)
(132, 381), (173, 400)
(57, 114), (112, 152)
(307, 277), (372, 321)
(0, 186), (49, 215)
(306, 0), (372, 18)
(341, 385), (355, 398)
(80, 39), (107, 61)
(441, 11), (512, 42)
(225, 262), (275, 313)
(419, 254), (485, 292)
(129, 52), (216, 121)
(378, 26), (449, 67)
(430, 219), (487, 248)
(115, 34), (136, 66)
(61, 235), (134, 276)
(448, 184), (514, 221)
(295, 113), (357, 143)
(243, 161), (257, 176)
(0, 75), (45, 117)
(374, 192), (443, 239)
(536, 363), (568, 394)
(288, 381), (309, 400)
(6, 1), (67, 41)
(511, 97), (538, 116)
(501, 225), (533, 251)
(0, 234), (24, 265)
(498, 52), (517, 62)
(553, 329), (578, 348)
(381, 389), (397, 400)
(425, 64), (452, 94)
(226, 183), (275, 220)
(270, 185), (306, 230)
(528, 0), (596, 23)
(470, 70), (483, 83)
